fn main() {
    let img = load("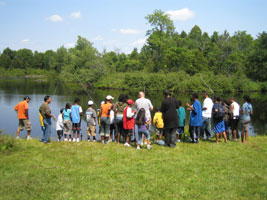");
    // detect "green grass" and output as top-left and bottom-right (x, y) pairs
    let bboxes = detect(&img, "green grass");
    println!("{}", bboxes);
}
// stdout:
(0, 136), (266, 200)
